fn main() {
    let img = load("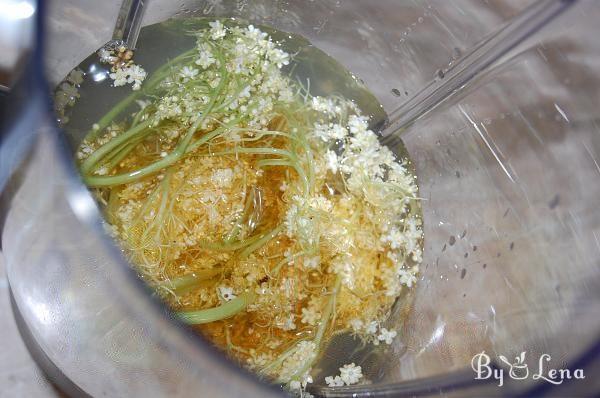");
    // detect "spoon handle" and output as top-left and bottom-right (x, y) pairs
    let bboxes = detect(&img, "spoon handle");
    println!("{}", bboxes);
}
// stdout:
(112, 0), (146, 49)
(382, 0), (575, 141)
